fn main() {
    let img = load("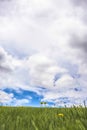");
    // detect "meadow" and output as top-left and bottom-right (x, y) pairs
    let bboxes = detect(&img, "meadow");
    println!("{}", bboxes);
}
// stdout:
(0, 106), (87, 130)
